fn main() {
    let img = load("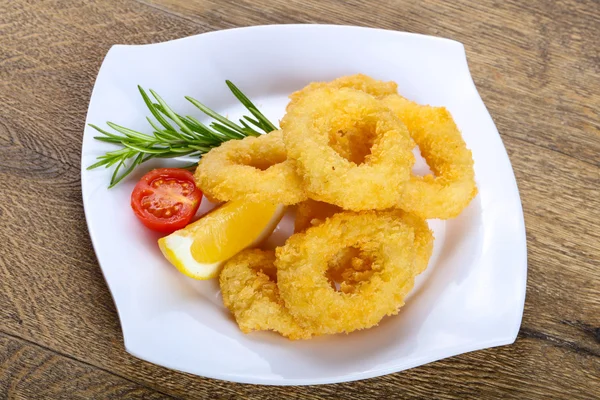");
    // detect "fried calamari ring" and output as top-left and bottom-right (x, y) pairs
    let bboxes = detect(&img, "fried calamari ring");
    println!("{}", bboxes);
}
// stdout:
(290, 78), (393, 166)
(290, 75), (477, 218)
(288, 74), (398, 164)
(275, 211), (416, 335)
(295, 201), (379, 292)
(329, 211), (433, 283)
(281, 88), (415, 211)
(287, 74), (398, 111)
(381, 95), (478, 219)
(194, 130), (307, 205)
(295, 201), (385, 293)
(219, 249), (315, 340)
(295, 199), (434, 278)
